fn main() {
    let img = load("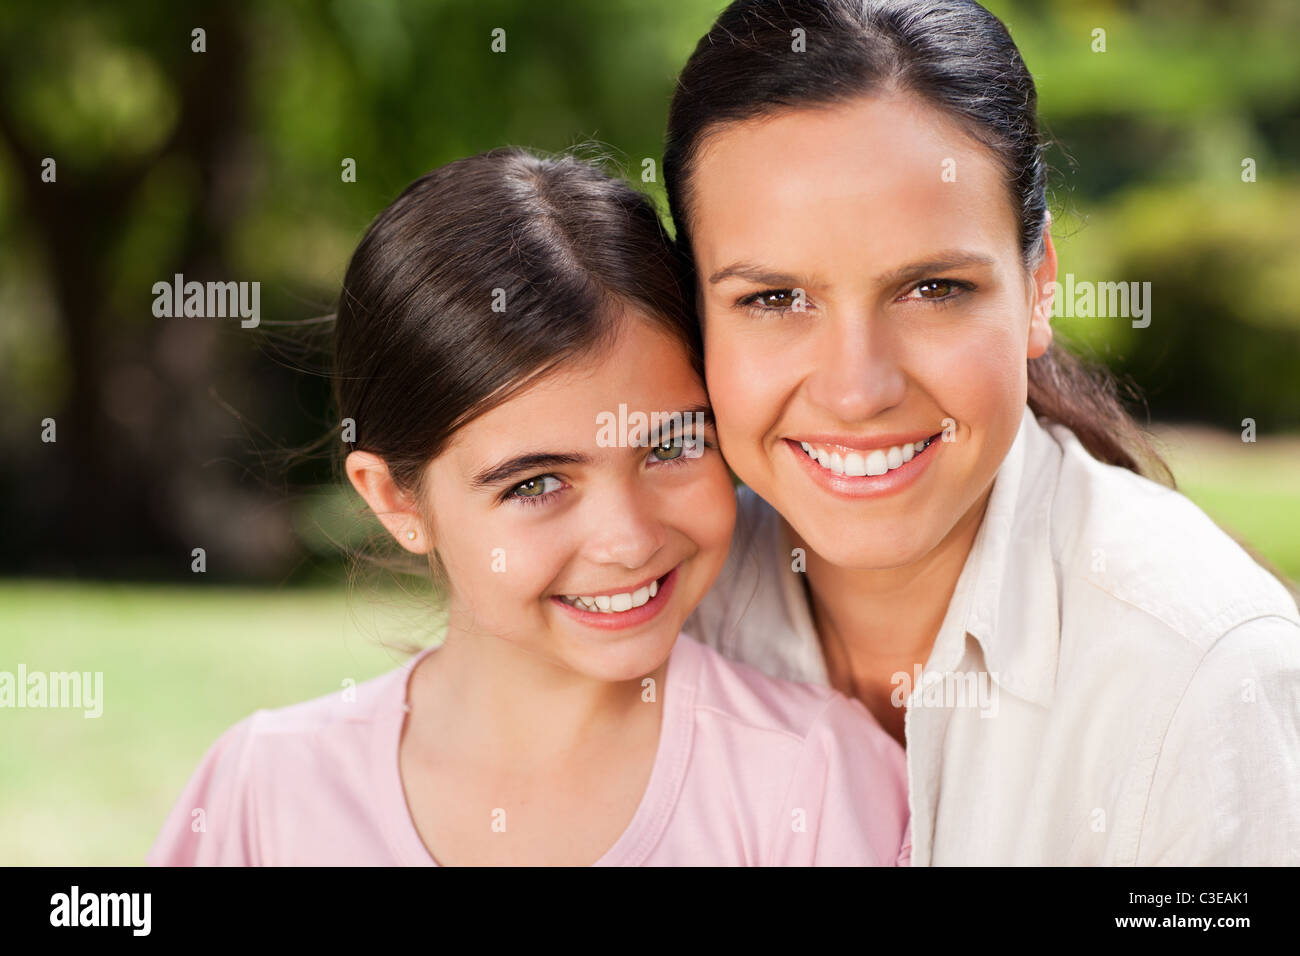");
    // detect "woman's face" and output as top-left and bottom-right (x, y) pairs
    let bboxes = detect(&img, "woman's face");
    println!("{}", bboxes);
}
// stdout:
(417, 312), (734, 682)
(686, 92), (1055, 571)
